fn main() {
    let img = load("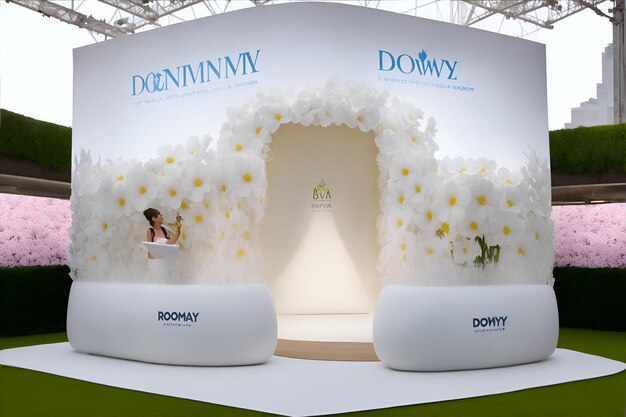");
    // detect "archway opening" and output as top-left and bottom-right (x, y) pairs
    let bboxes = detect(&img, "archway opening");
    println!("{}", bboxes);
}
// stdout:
(261, 123), (381, 359)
